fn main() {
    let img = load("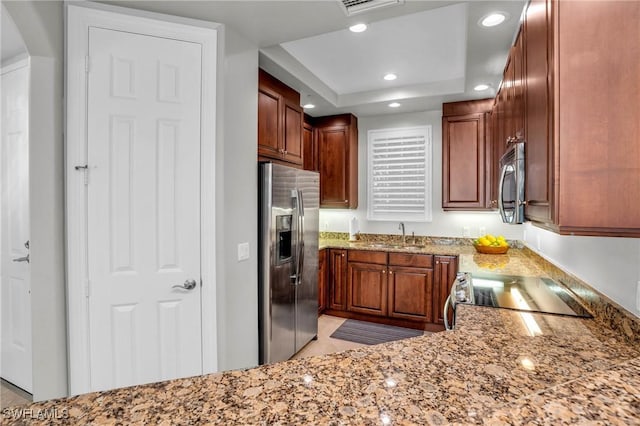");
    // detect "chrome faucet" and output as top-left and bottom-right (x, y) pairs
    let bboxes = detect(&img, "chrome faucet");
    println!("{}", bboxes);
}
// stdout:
(399, 222), (405, 244)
